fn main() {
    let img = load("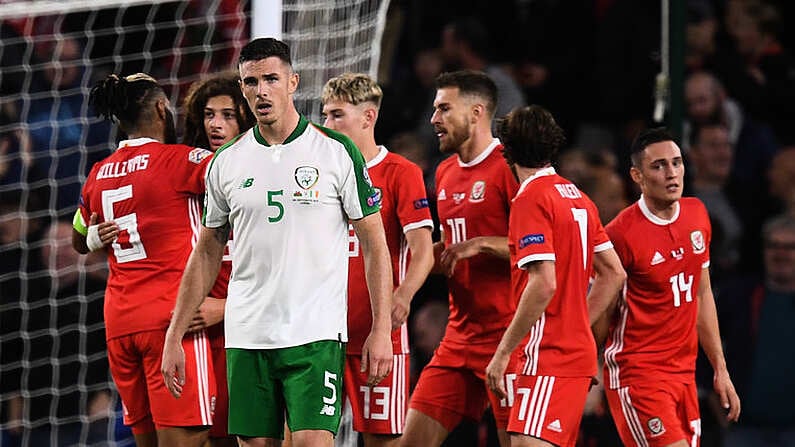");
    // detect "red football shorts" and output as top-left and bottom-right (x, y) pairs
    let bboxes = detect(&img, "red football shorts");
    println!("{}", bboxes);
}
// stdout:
(605, 380), (701, 447)
(507, 375), (592, 447)
(409, 340), (519, 431)
(344, 353), (410, 435)
(208, 328), (228, 438)
(107, 329), (216, 432)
